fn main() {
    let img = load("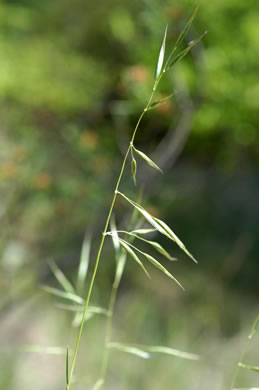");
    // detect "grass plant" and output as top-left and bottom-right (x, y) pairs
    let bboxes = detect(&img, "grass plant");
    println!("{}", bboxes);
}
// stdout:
(43, 7), (208, 389)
